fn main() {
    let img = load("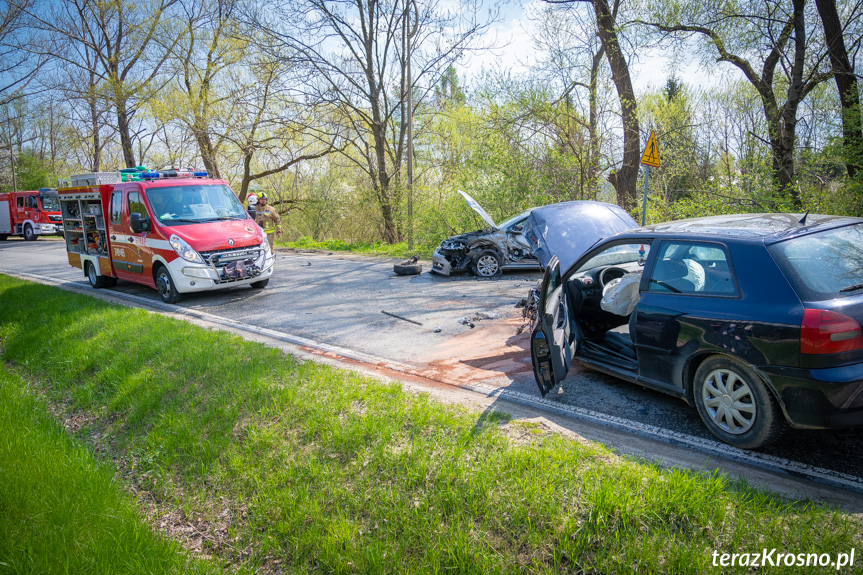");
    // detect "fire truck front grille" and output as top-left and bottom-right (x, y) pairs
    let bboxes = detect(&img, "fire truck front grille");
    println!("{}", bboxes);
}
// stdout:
(199, 246), (266, 283)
